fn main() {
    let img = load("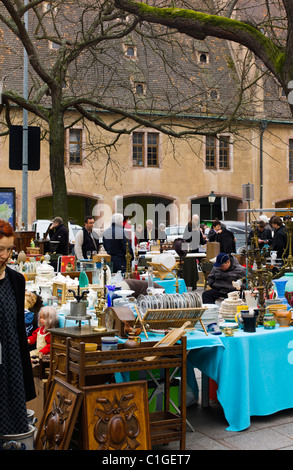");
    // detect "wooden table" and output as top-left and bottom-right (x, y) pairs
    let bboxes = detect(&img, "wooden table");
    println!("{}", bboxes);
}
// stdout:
(48, 326), (116, 388)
